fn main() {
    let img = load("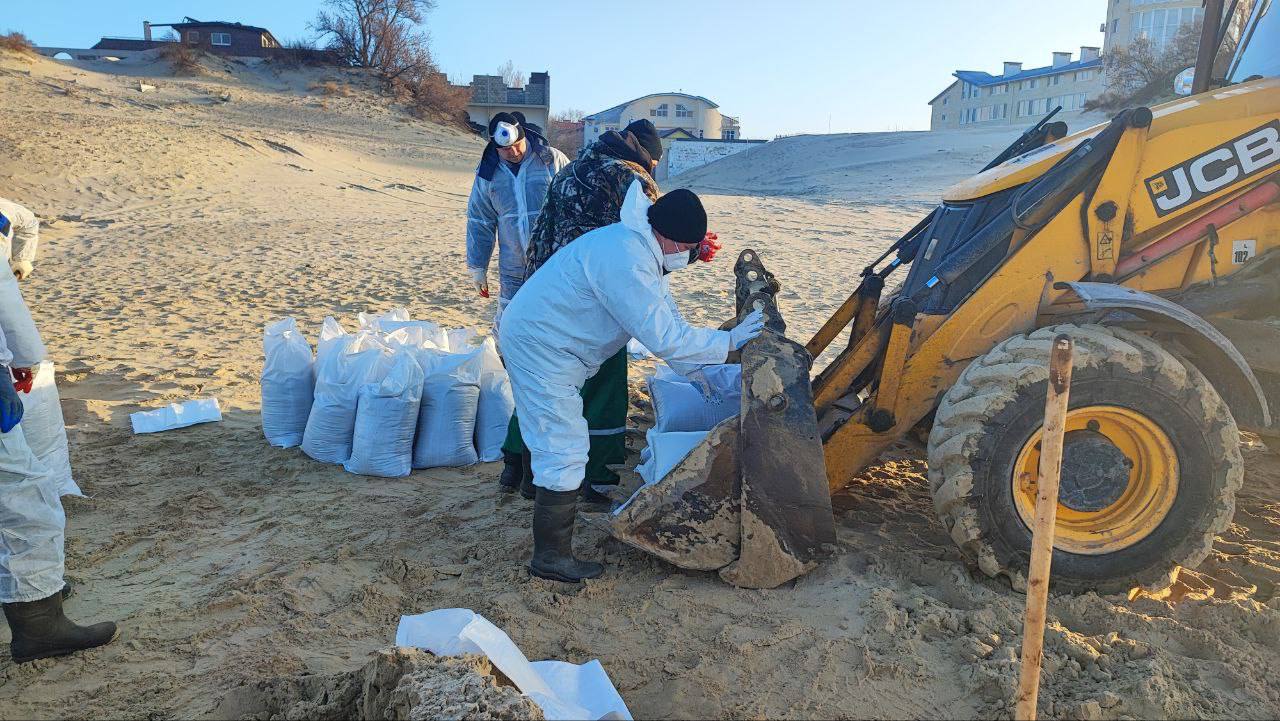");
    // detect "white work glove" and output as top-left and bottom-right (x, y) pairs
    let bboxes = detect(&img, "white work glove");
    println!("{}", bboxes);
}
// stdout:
(728, 309), (765, 350)
(468, 266), (489, 298)
(10, 260), (32, 281)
